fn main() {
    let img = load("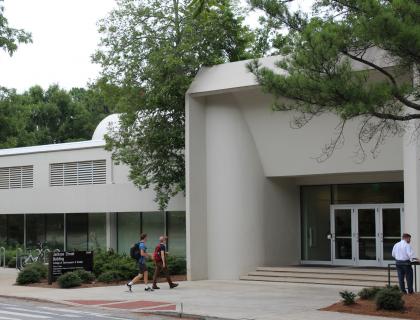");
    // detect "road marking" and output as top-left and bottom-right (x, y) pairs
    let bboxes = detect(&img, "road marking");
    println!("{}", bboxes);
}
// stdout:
(0, 310), (50, 318)
(3, 307), (81, 318)
(39, 307), (132, 319)
(0, 316), (21, 320)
